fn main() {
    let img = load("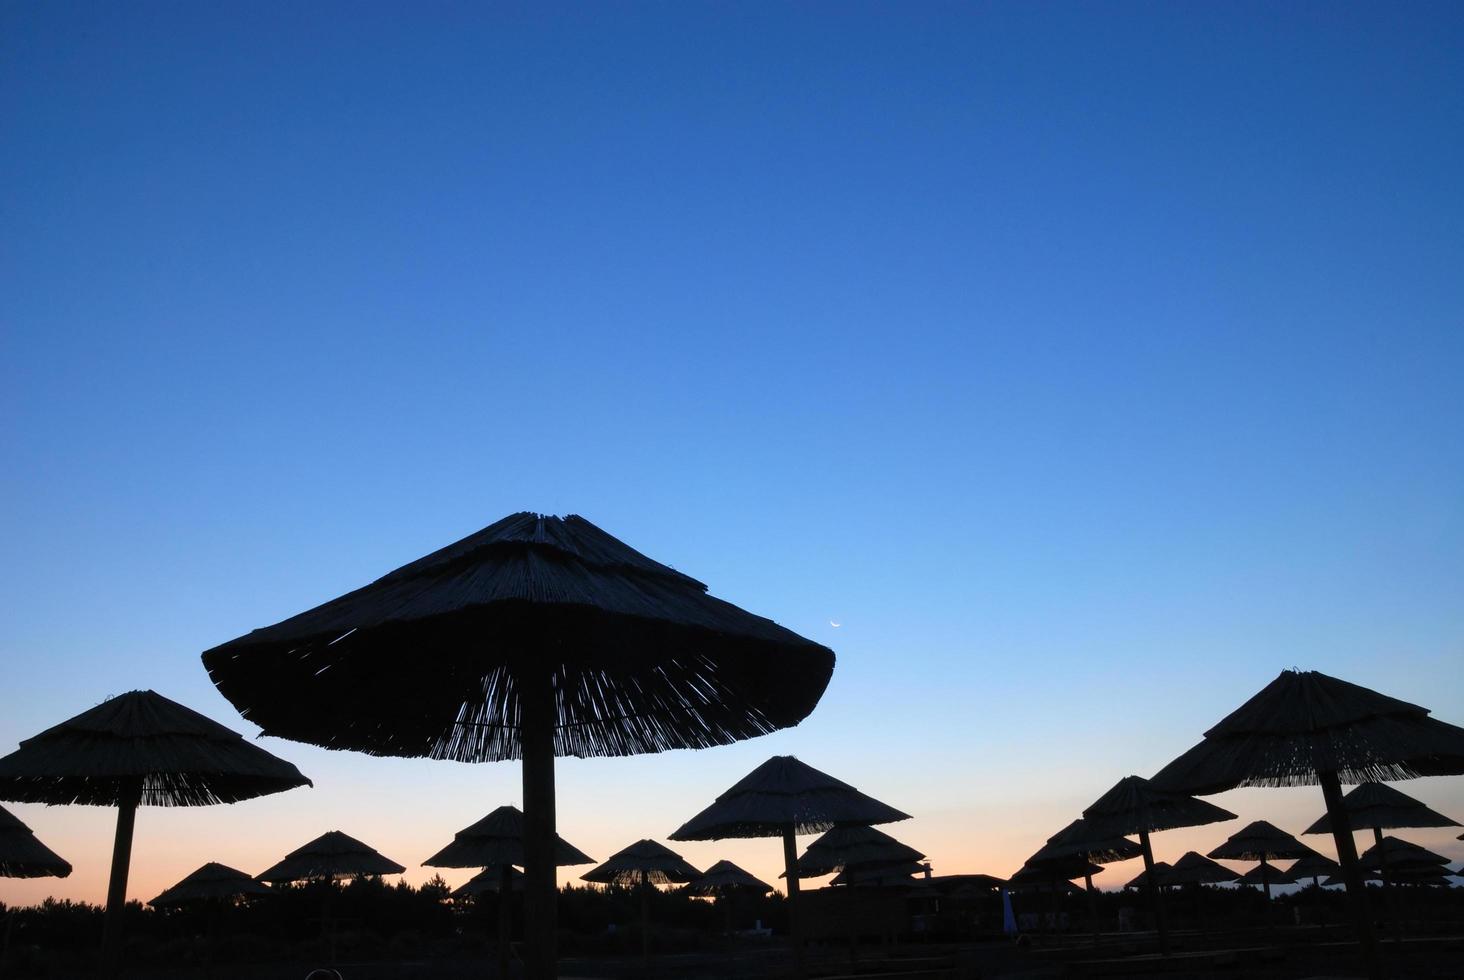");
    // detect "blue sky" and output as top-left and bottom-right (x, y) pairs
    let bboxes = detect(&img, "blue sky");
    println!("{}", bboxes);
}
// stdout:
(3, 2), (1463, 903)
